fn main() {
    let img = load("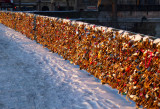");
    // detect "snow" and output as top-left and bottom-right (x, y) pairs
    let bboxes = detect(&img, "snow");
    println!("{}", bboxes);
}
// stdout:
(118, 30), (124, 34)
(143, 36), (150, 41)
(107, 27), (114, 32)
(129, 34), (142, 41)
(153, 38), (160, 44)
(0, 24), (136, 109)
